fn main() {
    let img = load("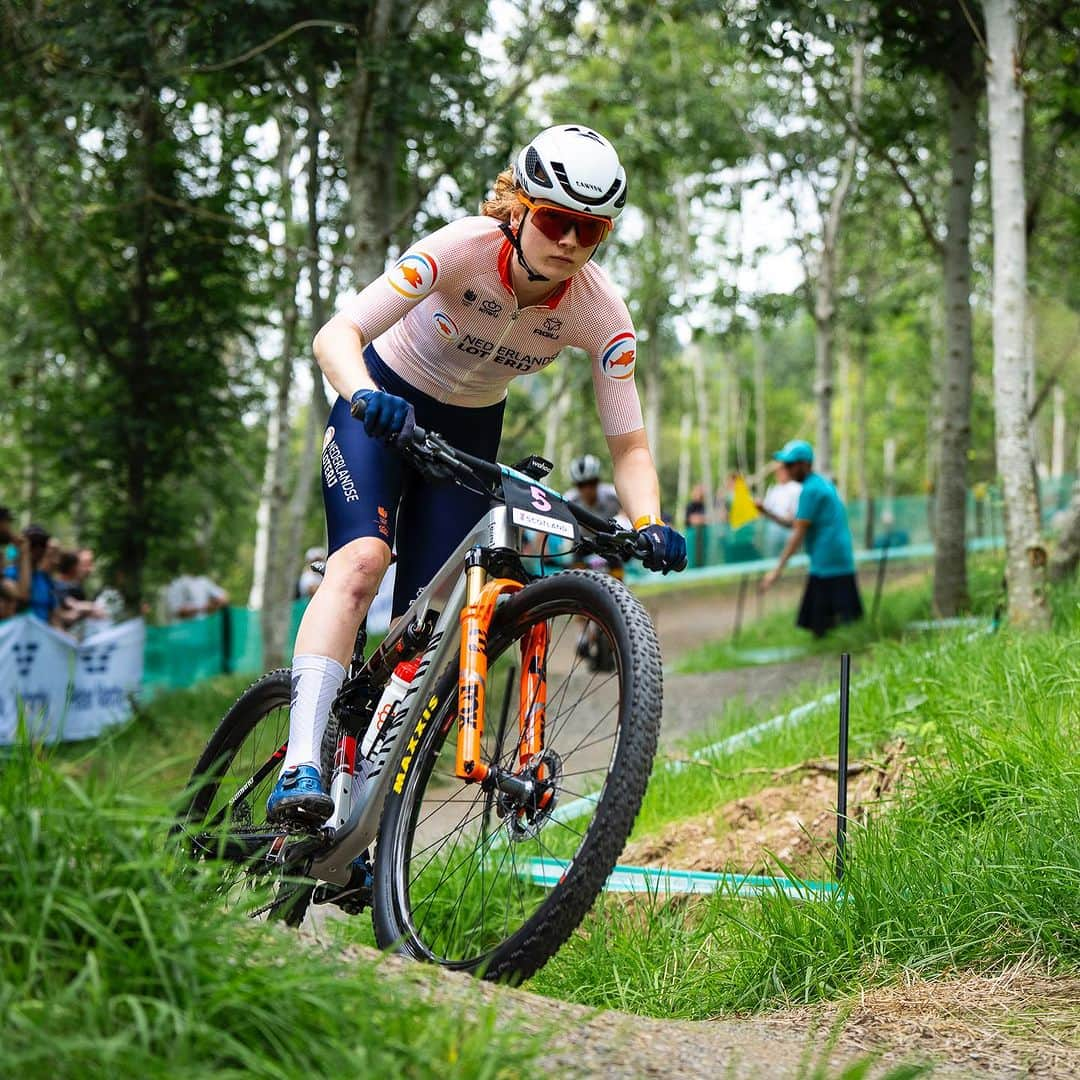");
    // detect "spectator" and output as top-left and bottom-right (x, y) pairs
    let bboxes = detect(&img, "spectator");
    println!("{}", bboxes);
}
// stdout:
(165, 563), (229, 622)
(684, 484), (707, 528)
(2, 524), (59, 623)
(760, 439), (863, 637)
(53, 548), (107, 633)
(297, 546), (327, 599)
(0, 505), (16, 575)
(0, 577), (18, 621)
(756, 461), (803, 558)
